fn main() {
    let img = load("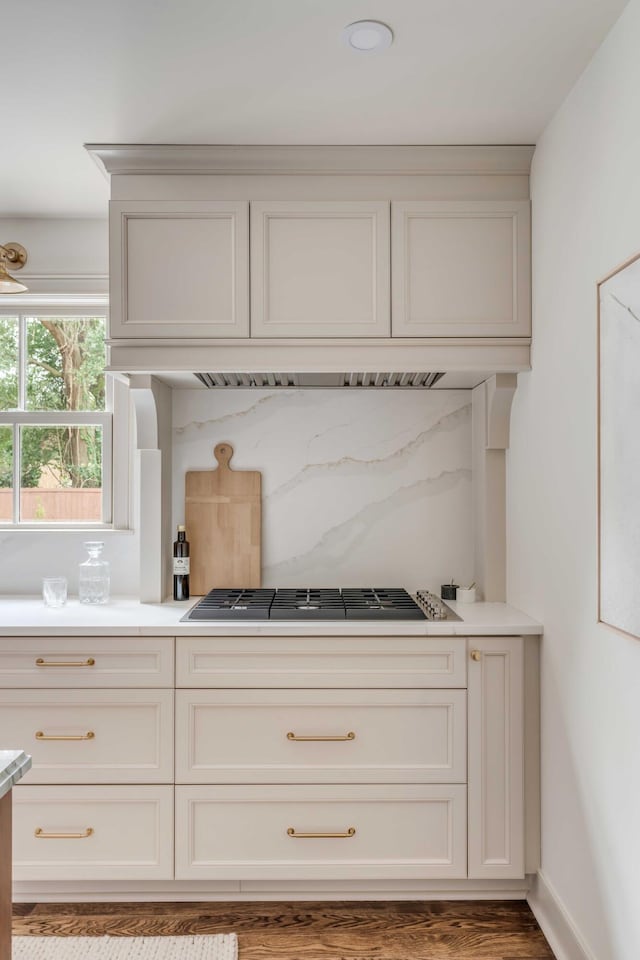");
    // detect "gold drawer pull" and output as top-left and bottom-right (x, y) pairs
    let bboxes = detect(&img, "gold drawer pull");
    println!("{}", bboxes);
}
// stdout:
(36, 658), (96, 667)
(35, 731), (95, 741)
(287, 827), (356, 839)
(35, 827), (93, 839)
(470, 649), (482, 662)
(286, 731), (355, 742)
